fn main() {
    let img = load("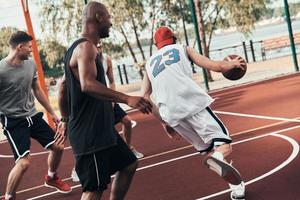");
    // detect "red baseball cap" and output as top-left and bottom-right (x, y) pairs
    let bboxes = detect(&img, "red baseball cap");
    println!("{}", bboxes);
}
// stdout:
(154, 26), (176, 49)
